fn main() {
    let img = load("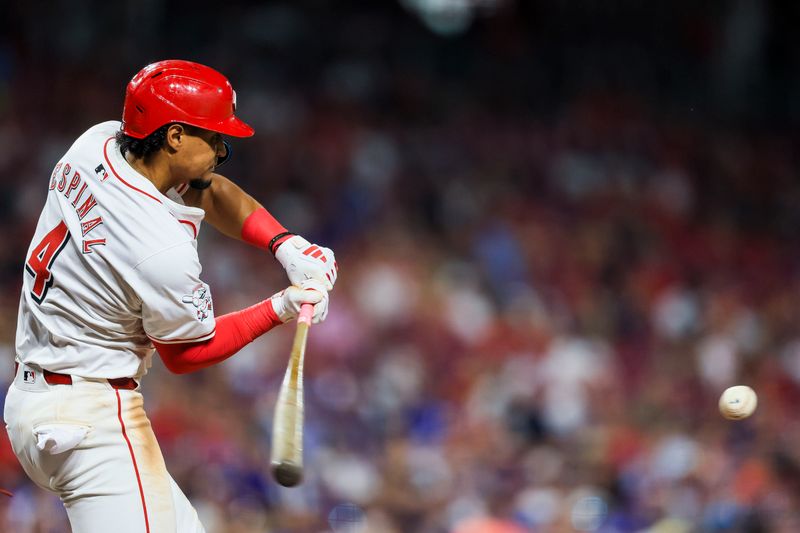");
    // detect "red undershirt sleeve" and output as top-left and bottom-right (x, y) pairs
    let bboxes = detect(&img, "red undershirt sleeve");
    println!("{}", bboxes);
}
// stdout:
(241, 207), (293, 252)
(153, 298), (283, 374)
